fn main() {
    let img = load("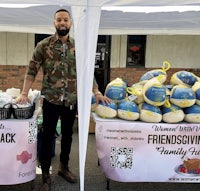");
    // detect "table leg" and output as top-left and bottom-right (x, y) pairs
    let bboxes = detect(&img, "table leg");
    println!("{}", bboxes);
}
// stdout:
(106, 178), (110, 190)
(30, 180), (35, 190)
